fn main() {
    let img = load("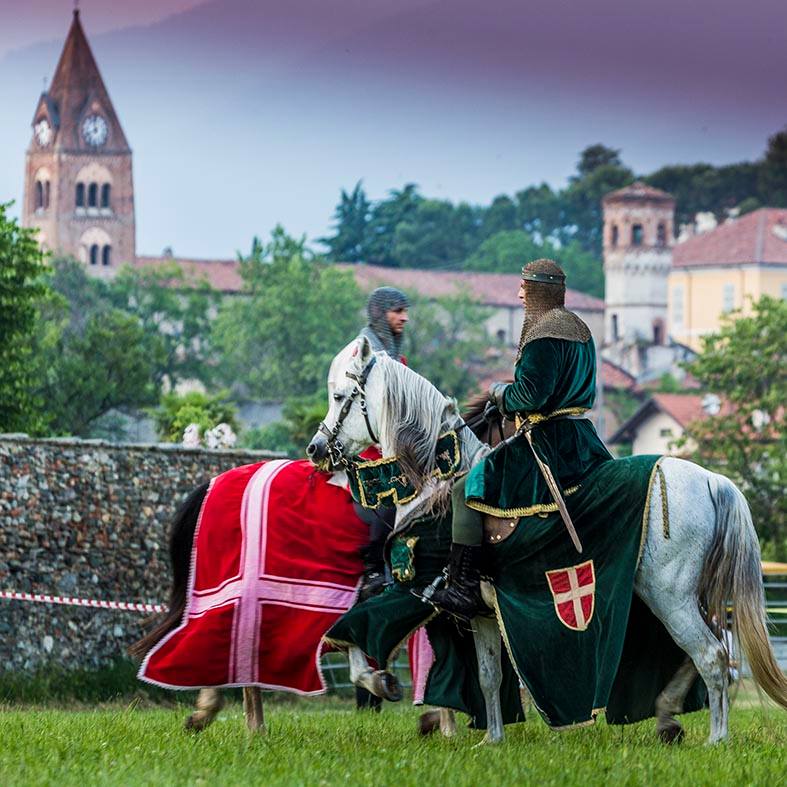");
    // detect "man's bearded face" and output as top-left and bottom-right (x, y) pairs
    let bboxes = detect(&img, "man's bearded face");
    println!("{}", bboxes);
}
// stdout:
(386, 307), (409, 335)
